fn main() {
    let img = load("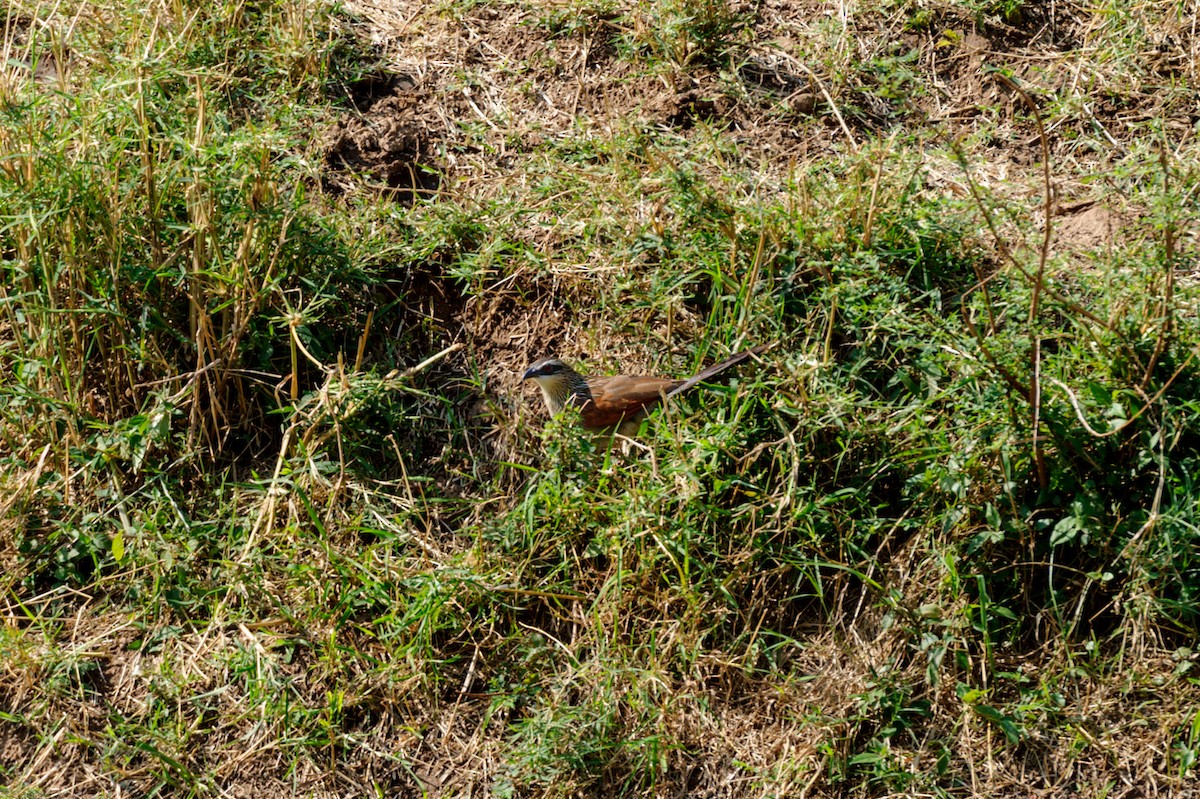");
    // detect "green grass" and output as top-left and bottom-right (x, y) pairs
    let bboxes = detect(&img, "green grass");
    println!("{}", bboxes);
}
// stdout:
(2, 0), (1199, 796)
